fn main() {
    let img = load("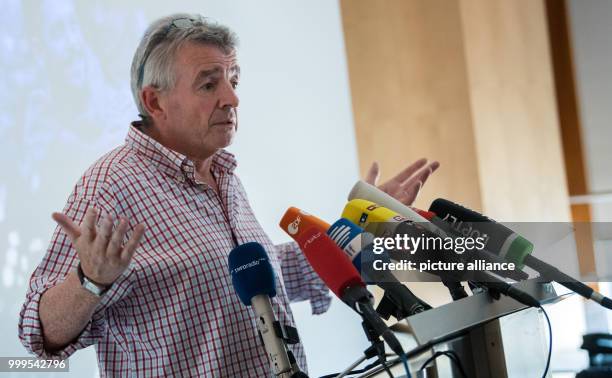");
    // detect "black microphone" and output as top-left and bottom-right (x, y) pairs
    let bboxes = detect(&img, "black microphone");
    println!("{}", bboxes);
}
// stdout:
(342, 199), (532, 303)
(430, 198), (612, 310)
(389, 220), (541, 308)
(417, 207), (529, 282)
